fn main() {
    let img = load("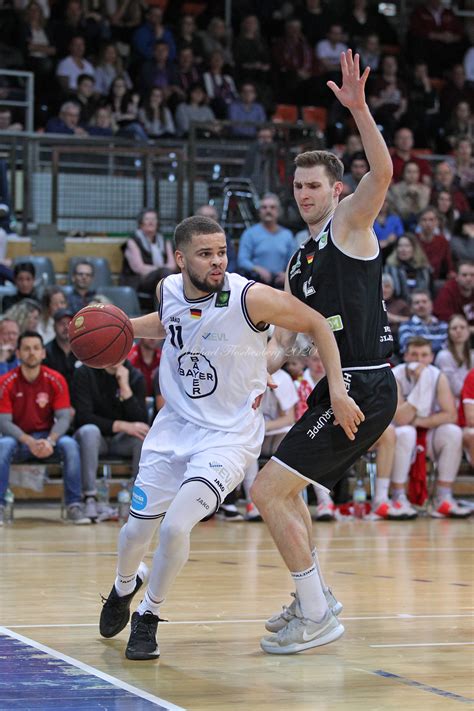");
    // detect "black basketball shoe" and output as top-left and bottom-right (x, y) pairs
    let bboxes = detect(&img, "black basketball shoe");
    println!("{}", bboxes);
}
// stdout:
(99, 563), (149, 638)
(125, 611), (165, 660)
